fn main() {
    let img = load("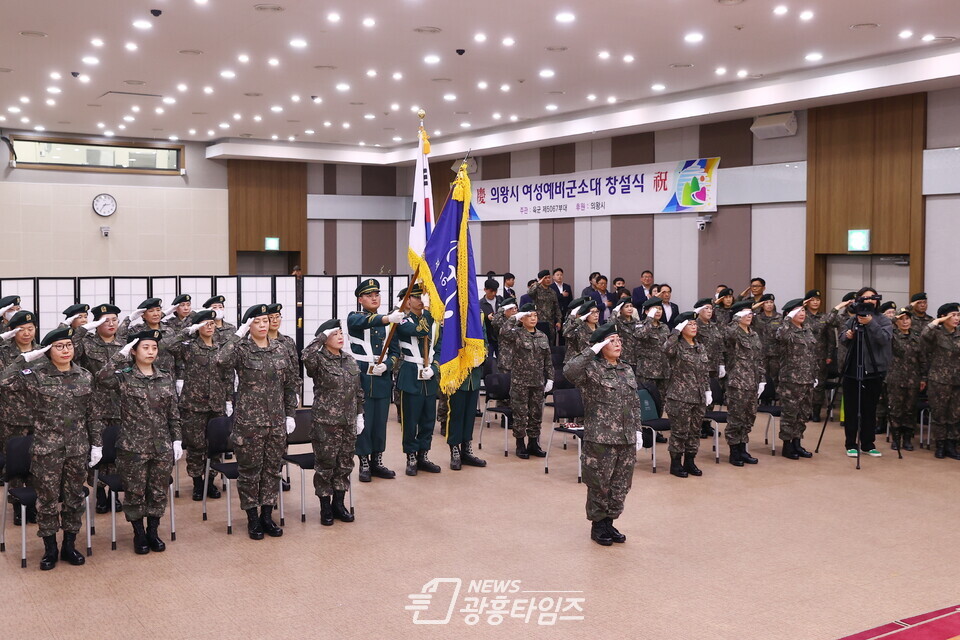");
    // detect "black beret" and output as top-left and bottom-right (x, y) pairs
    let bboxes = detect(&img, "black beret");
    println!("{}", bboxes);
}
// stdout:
(483, 279), (499, 291)
(128, 329), (162, 344)
(937, 303), (959, 318)
(567, 296), (589, 311)
(574, 300), (596, 316)
(519, 303), (536, 313)
(675, 311), (696, 325)
(63, 303), (90, 317)
(0, 295), (20, 307)
(878, 301), (896, 313)
(589, 321), (618, 344)
(782, 298), (804, 315)
(40, 326), (73, 347)
(694, 298), (713, 309)
(758, 294), (775, 303)
(501, 297), (517, 308)
(355, 278), (381, 297)
(730, 301), (754, 314)
(537, 269), (550, 279)
(138, 297), (162, 310)
(172, 294), (191, 305)
(92, 303), (121, 320)
(203, 295), (225, 308)
(804, 289), (822, 300)
(315, 318), (341, 337)
(192, 309), (217, 324)
(717, 287), (734, 298)
(8, 310), (37, 329)
(266, 303), (283, 314)
(242, 304), (270, 323)
(842, 291), (857, 302)
(613, 297), (633, 310)
(911, 292), (927, 303)
(642, 297), (663, 310)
